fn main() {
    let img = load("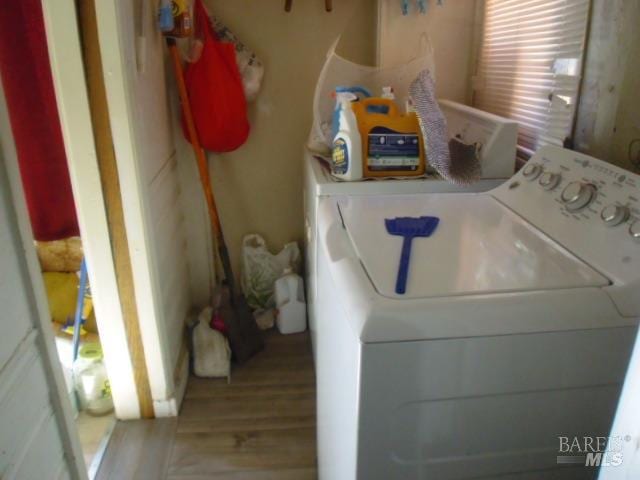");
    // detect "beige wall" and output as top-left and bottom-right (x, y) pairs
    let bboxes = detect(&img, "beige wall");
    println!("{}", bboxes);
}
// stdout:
(378, 0), (479, 103)
(194, 0), (478, 282)
(199, 0), (376, 282)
